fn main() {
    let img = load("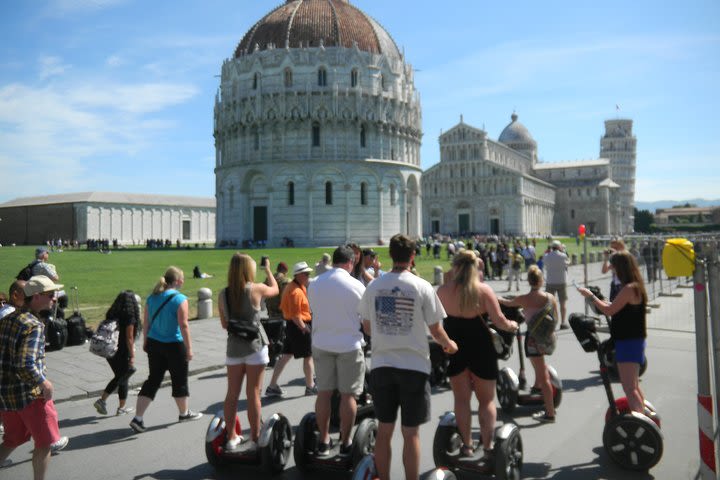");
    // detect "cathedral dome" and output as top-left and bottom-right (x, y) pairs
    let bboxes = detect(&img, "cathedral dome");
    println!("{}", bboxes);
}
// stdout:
(499, 113), (536, 145)
(235, 0), (401, 60)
